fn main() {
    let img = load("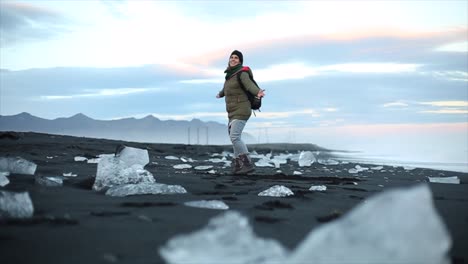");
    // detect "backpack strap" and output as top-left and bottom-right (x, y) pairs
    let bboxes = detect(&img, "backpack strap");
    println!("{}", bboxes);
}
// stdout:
(236, 67), (261, 115)
(236, 66), (258, 91)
